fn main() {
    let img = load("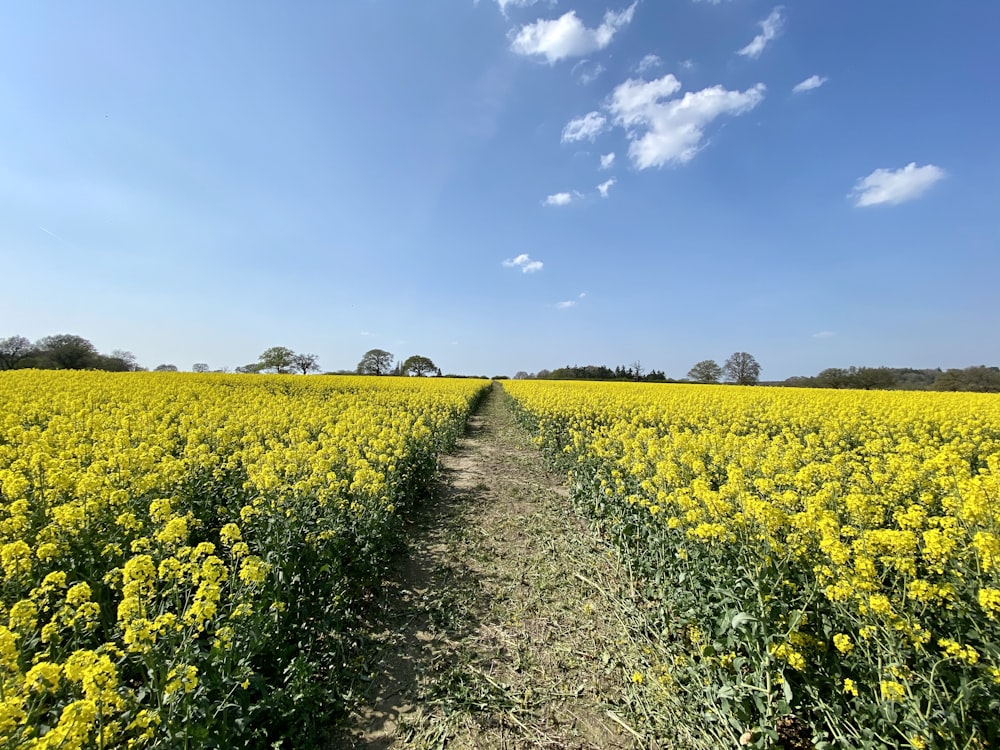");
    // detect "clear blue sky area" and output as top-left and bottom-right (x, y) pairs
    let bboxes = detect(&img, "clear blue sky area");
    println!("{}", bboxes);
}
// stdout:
(2, 1), (998, 378)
